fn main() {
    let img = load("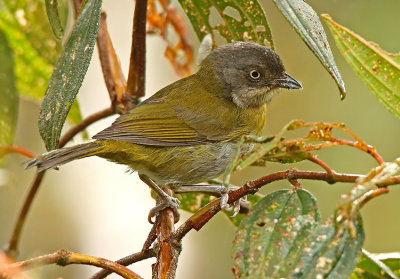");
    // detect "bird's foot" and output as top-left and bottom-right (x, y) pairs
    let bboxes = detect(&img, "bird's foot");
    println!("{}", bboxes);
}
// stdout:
(220, 186), (246, 217)
(148, 195), (181, 224)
